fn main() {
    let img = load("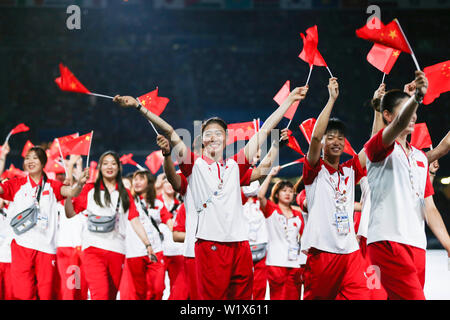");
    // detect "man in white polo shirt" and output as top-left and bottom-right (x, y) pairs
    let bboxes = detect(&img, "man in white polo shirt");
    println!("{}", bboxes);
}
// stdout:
(301, 77), (371, 300)
(365, 71), (450, 300)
